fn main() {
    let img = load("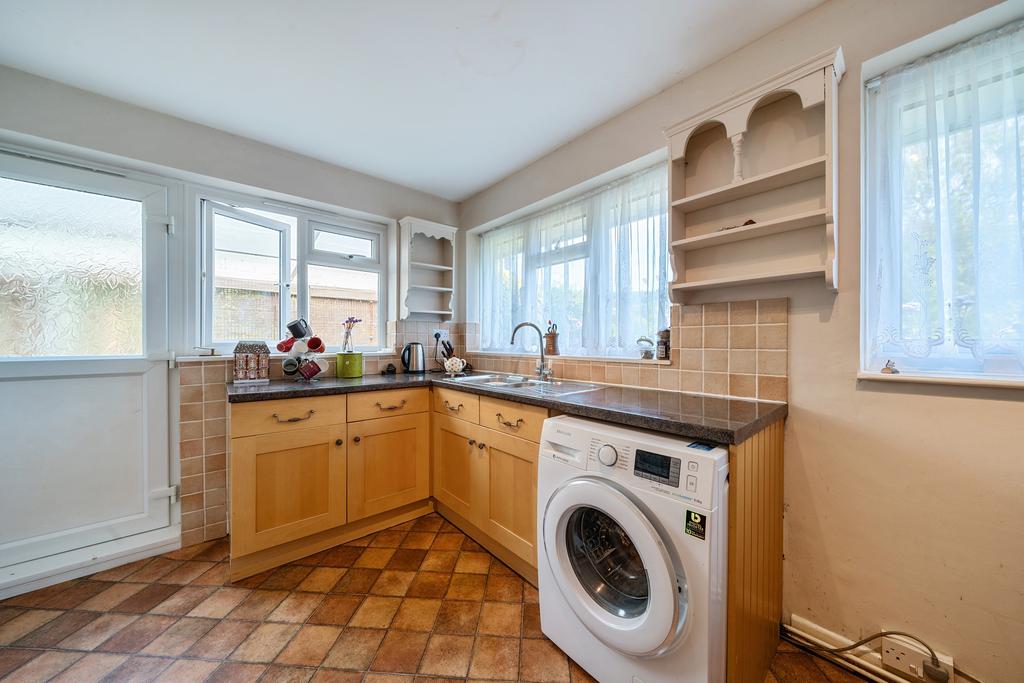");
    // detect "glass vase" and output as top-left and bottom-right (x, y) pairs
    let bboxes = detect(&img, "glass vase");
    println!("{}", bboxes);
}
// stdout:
(342, 329), (354, 353)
